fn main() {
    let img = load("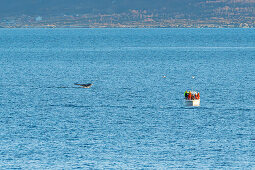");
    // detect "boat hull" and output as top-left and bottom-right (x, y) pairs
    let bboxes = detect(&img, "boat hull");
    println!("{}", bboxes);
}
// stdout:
(184, 99), (200, 106)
